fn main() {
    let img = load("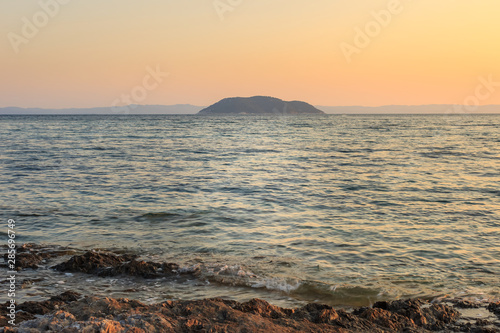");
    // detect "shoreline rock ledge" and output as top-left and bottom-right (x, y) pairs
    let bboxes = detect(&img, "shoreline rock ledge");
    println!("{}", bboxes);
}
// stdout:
(2, 292), (499, 332)
(198, 96), (325, 115)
